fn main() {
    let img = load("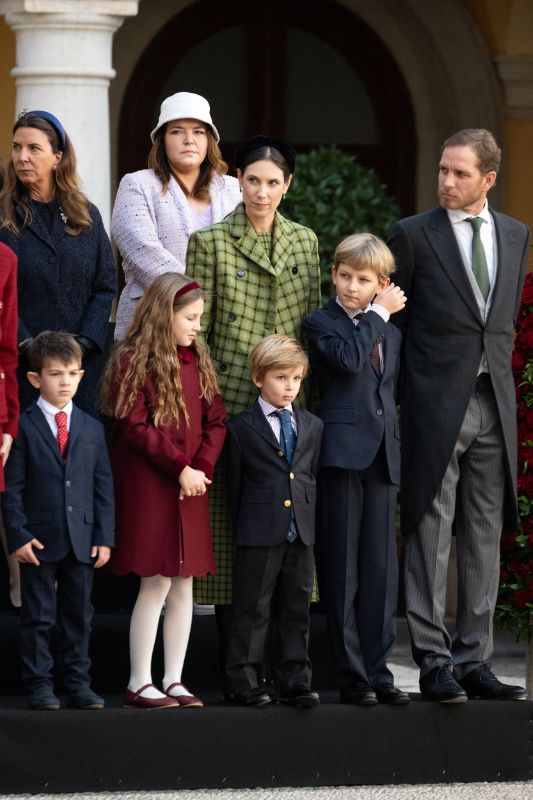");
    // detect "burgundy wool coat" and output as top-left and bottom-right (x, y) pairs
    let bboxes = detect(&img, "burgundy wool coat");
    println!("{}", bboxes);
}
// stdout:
(108, 347), (227, 578)
(0, 243), (19, 492)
